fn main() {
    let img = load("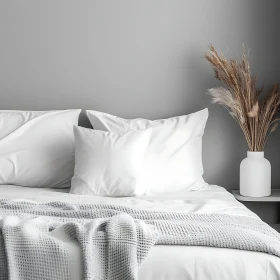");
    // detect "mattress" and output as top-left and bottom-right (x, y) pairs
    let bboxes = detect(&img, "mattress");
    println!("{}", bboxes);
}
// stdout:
(0, 184), (279, 280)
